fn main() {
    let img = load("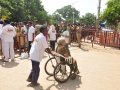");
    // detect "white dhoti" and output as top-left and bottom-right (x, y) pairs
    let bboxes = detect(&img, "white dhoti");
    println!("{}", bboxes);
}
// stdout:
(3, 41), (15, 61)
